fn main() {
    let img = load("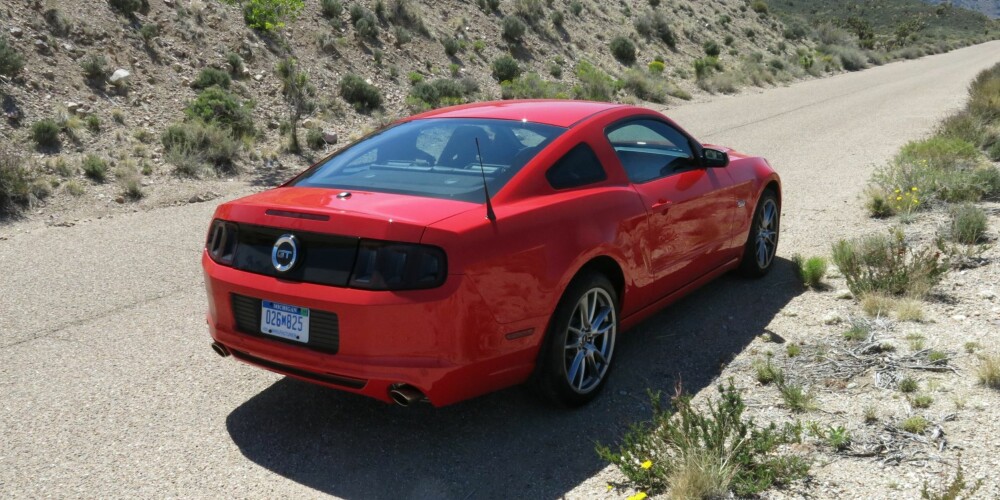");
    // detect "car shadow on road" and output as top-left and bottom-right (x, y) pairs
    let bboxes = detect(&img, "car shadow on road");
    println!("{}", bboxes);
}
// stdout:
(226, 258), (804, 500)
